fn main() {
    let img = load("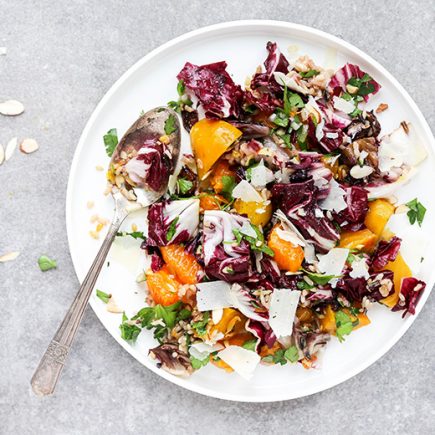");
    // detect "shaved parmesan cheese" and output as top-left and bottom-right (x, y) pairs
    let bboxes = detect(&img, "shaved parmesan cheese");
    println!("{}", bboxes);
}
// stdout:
(240, 221), (257, 238)
(319, 179), (347, 212)
(350, 165), (374, 179)
(189, 342), (223, 361)
(249, 160), (275, 188)
(217, 346), (260, 380)
(212, 308), (223, 324)
(268, 289), (300, 338)
(276, 227), (304, 246)
(232, 180), (263, 203)
(317, 248), (349, 277)
(196, 281), (232, 311)
(366, 167), (417, 199)
(378, 122), (427, 173)
(333, 96), (355, 114)
(349, 256), (370, 279)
